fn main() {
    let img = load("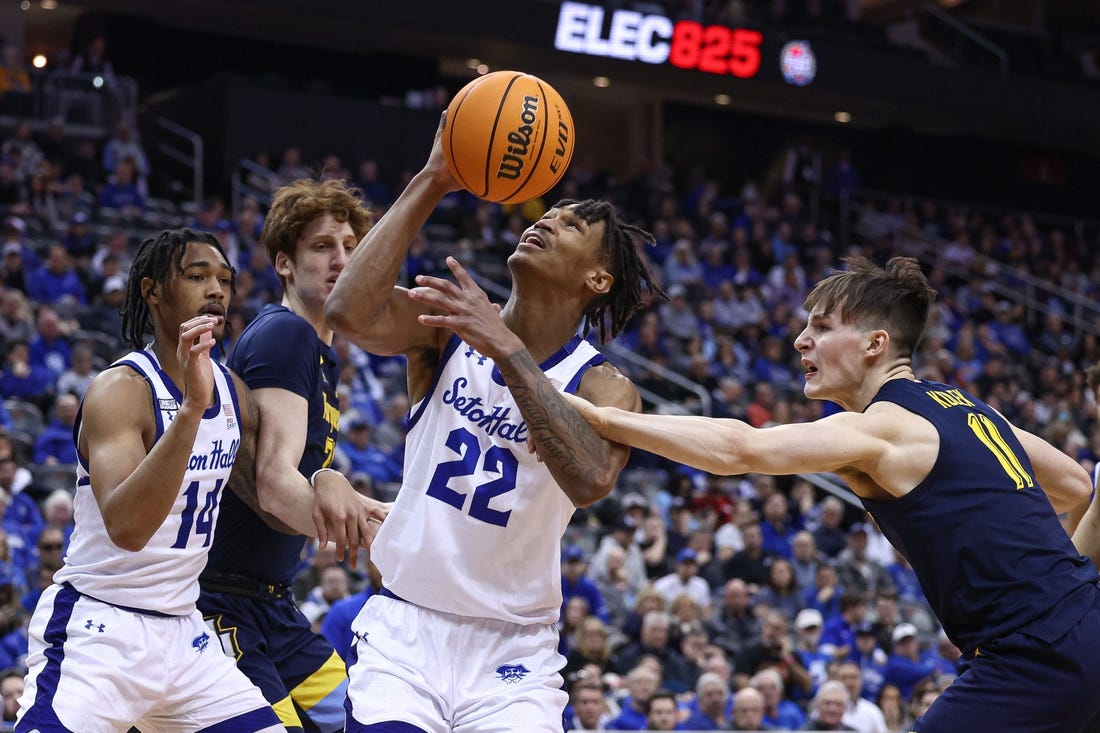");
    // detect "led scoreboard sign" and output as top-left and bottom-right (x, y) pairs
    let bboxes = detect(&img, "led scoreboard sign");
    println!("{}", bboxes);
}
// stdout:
(554, 1), (763, 79)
